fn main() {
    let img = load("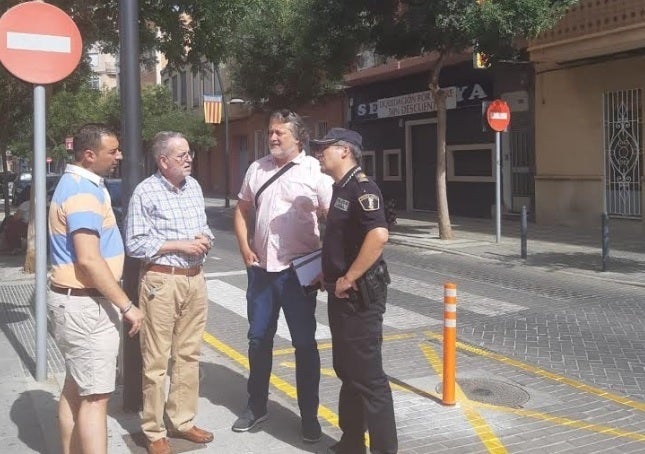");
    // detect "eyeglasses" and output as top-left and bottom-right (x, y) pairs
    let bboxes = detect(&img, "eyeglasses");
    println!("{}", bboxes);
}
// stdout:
(165, 150), (195, 162)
